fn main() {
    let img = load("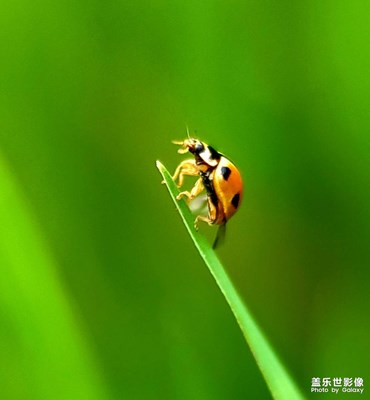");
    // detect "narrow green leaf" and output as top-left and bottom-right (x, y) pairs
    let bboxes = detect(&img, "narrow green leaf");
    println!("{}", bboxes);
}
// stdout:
(156, 160), (305, 400)
(0, 152), (108, 400)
